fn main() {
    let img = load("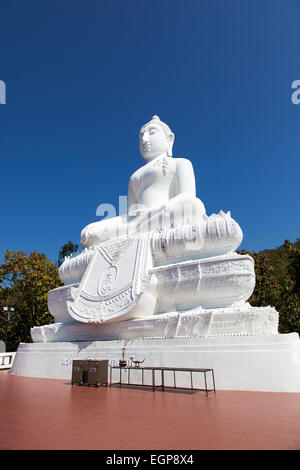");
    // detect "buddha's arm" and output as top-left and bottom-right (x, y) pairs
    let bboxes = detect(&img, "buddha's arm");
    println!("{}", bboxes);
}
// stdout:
(169, 158), (206, 217)
(127, 178), (143, 217)
(172, 158), (196, 199)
